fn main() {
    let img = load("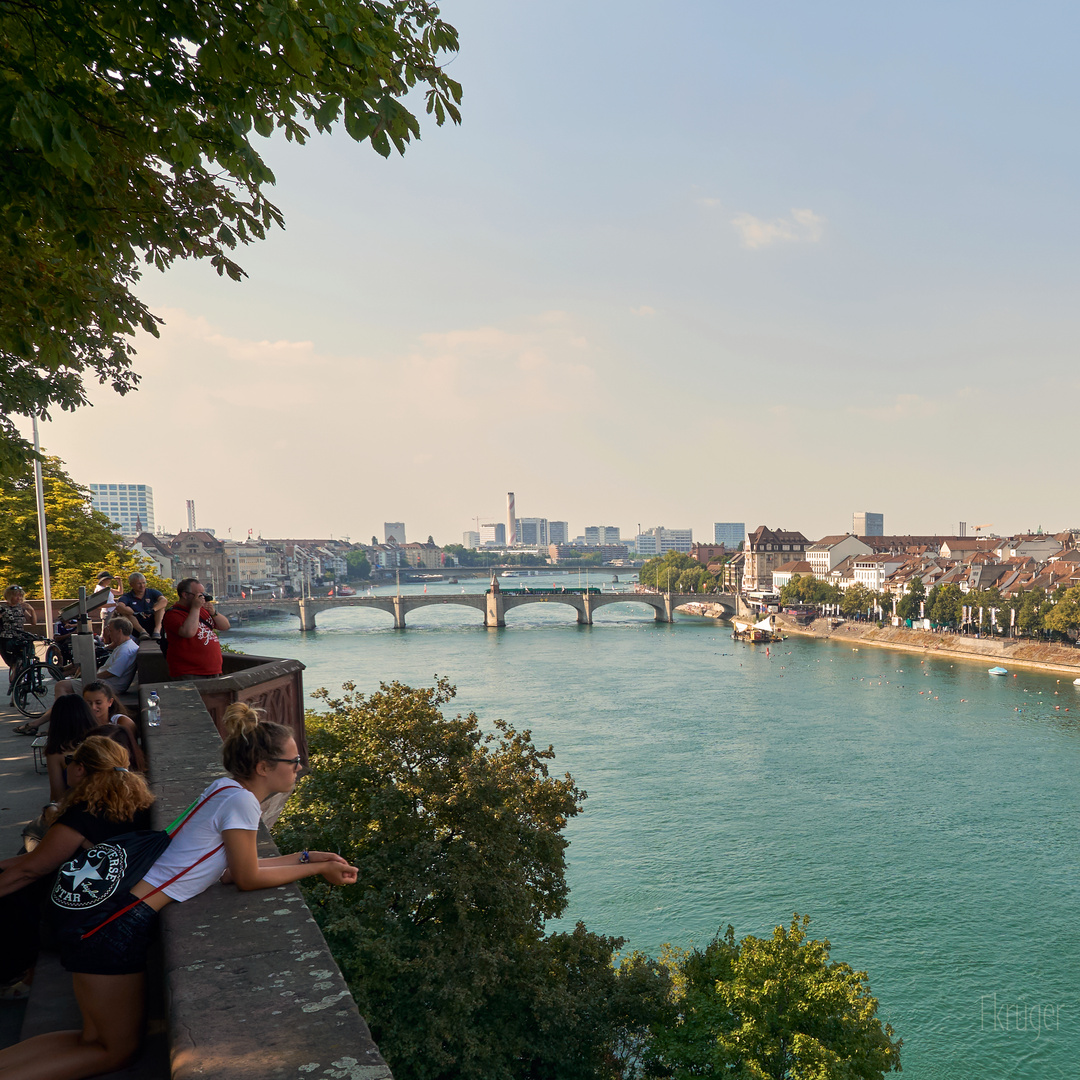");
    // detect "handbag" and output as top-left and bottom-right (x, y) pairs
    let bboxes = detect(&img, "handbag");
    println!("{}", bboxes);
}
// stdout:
(50, 783), (241, 942)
